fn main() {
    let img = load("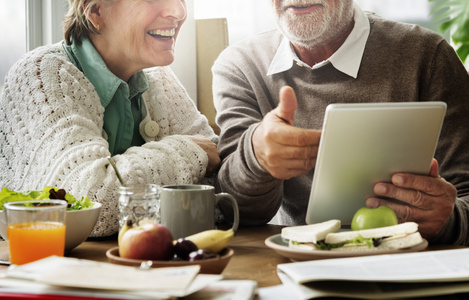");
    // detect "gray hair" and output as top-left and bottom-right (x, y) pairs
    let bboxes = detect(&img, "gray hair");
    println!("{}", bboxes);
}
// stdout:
(63, 0), (117, 45)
